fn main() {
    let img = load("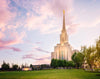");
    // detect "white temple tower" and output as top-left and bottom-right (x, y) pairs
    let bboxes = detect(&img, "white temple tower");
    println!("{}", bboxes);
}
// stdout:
(51, 10), (73, 61)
